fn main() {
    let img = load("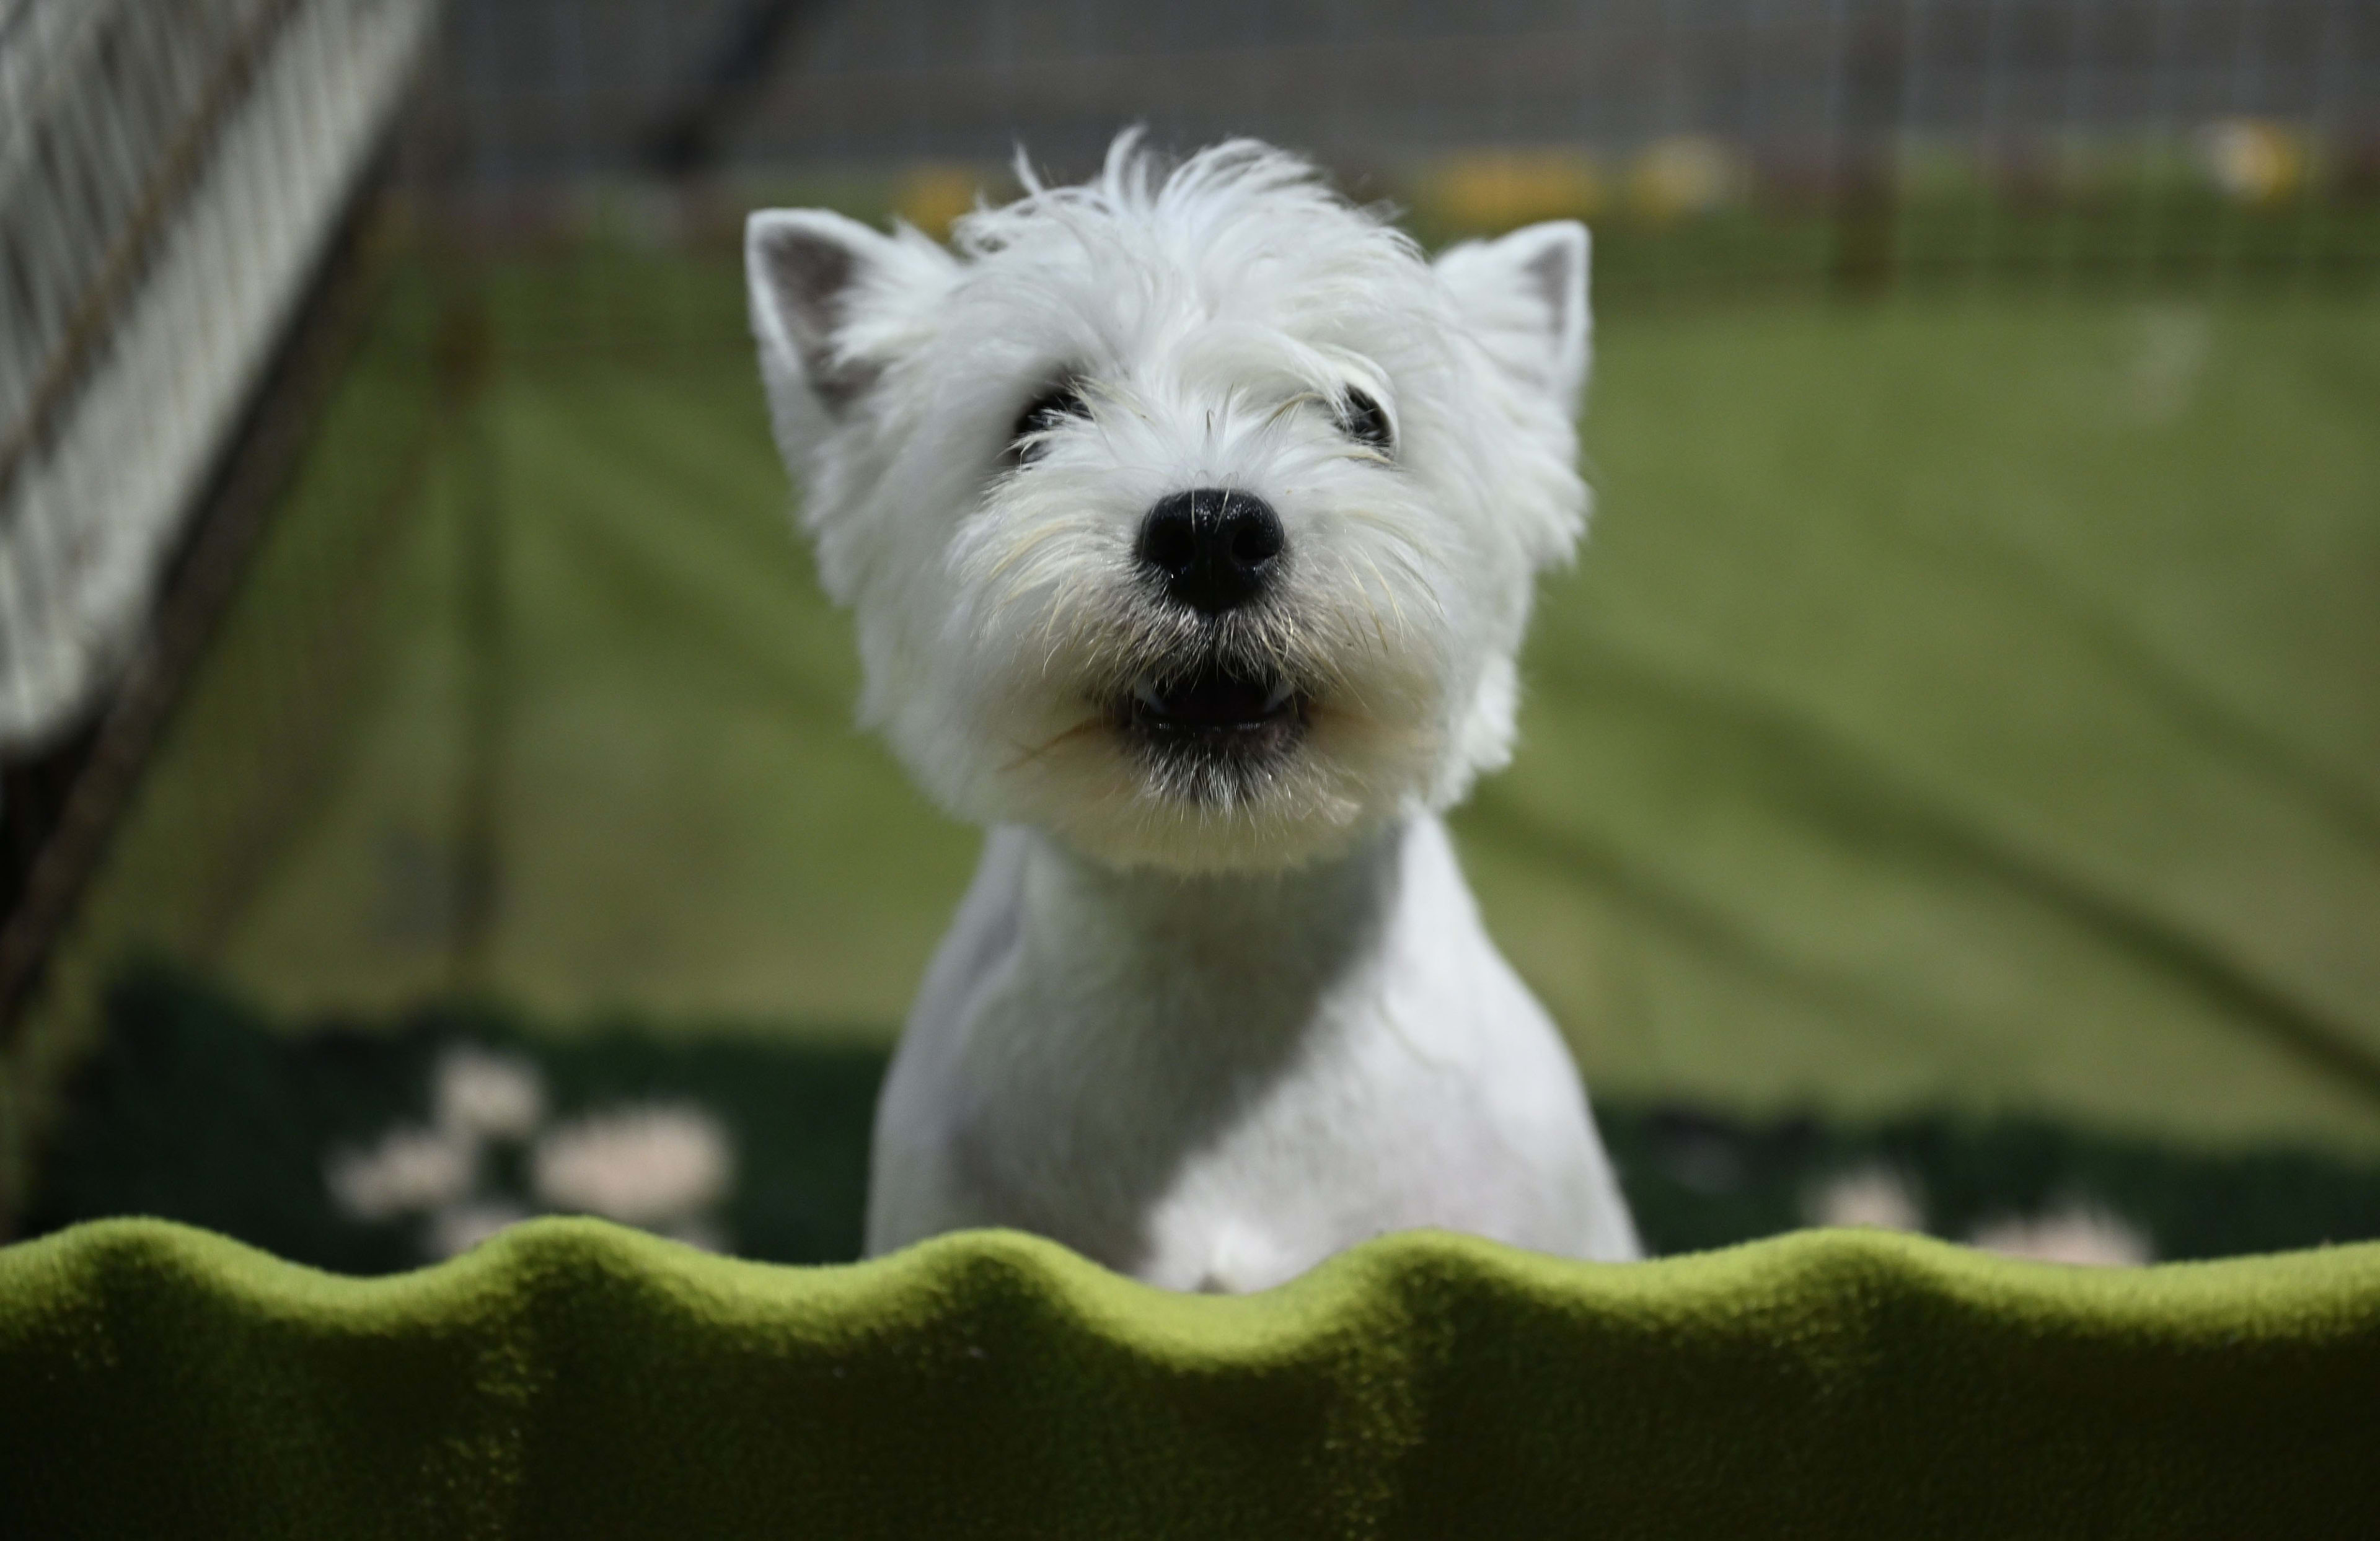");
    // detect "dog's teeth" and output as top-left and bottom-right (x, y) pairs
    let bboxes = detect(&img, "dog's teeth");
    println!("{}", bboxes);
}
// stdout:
(1262, 680), (1293, 712)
